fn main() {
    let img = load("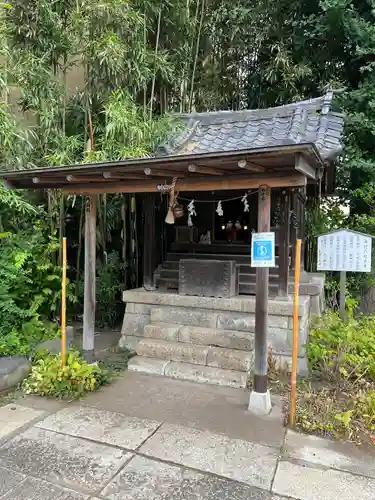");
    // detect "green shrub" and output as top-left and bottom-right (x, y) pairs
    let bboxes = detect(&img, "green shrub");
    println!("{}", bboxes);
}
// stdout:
(307, 310), (375, 383)
(0, 224), (76, 356)
(295, 310), (375, 442)
(0, 318), (58, 357)
(23, 350), (110, 399)
(96, 251), (124, 328)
